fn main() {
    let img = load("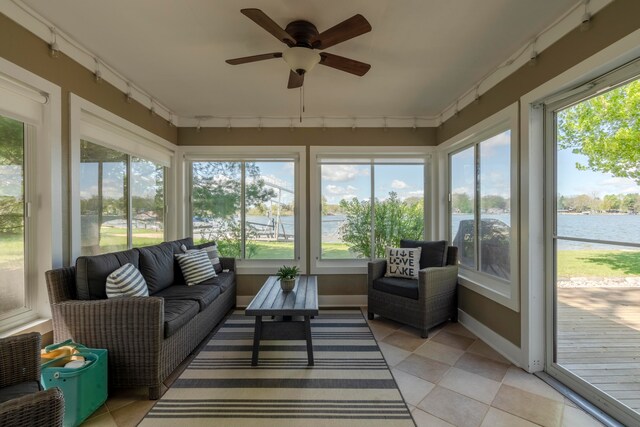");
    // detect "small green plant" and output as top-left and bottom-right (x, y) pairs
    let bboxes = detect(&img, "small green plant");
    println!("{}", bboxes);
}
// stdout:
(276, 265), (300, 281)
